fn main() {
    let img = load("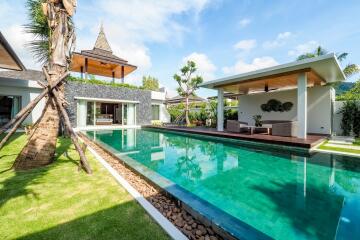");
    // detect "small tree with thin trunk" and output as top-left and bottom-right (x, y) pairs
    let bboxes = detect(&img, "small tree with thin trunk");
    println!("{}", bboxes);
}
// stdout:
(173, 61), (203, 125)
